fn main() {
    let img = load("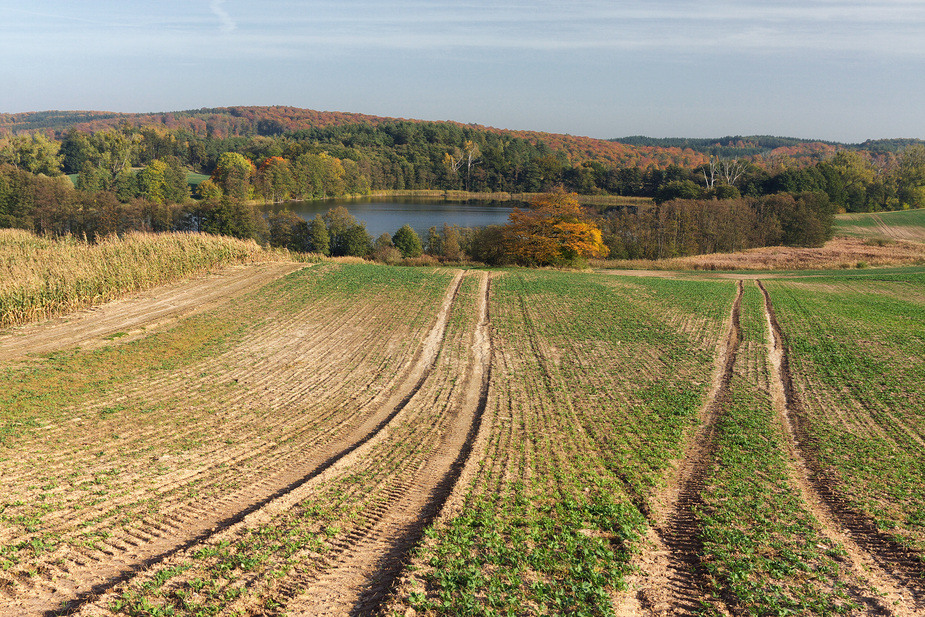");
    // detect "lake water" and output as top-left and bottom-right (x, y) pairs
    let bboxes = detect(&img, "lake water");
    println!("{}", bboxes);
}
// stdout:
(263, 197), (518, 239)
